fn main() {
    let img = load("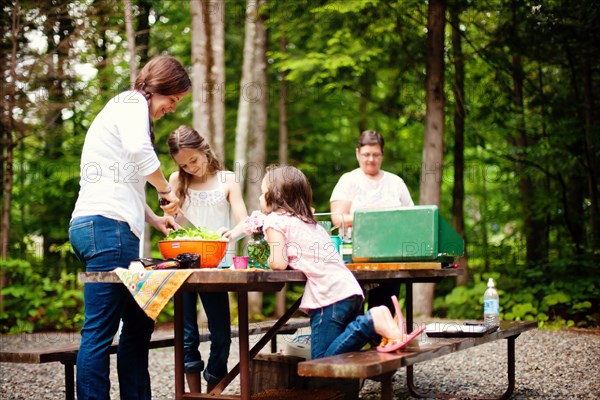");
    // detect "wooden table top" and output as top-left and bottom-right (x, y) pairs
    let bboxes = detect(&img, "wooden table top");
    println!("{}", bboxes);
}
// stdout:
(79, 266), (461, 292)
